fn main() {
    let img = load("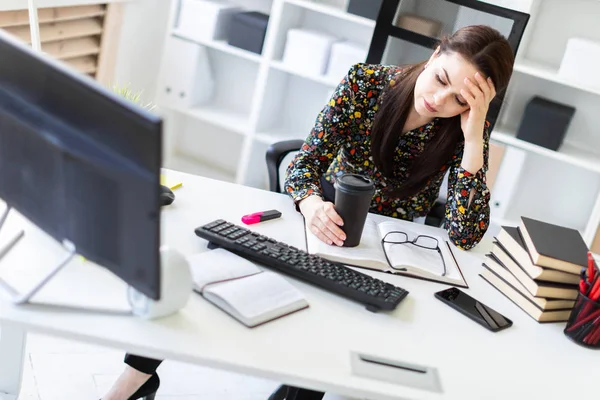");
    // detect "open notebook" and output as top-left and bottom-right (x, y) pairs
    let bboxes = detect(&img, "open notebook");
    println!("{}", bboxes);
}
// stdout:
(188, 249), (309, 327)
(306, 214), (467, 287)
